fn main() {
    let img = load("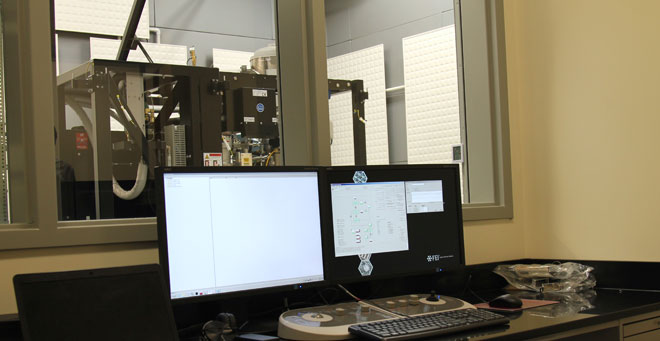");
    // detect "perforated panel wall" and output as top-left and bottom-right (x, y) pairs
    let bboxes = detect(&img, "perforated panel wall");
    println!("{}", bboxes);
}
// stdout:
(327, 91), (354, 165)
(402, 26), (460, 164)
(212, 49), (254, 72)
(55, 0), (150, 39)
(90, 38), (187, 65)
(328, 44), (388, 165)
